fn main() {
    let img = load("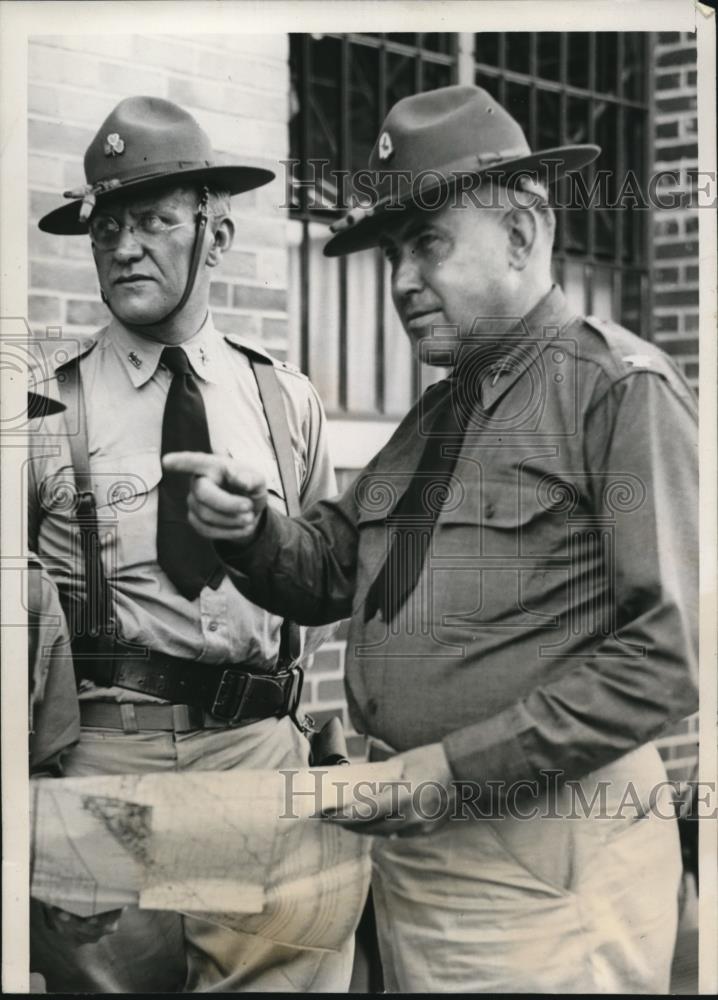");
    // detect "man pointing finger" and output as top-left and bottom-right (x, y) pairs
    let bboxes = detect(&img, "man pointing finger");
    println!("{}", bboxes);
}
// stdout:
(162, 451), (267, 541)
(169, 85), (698, 993)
